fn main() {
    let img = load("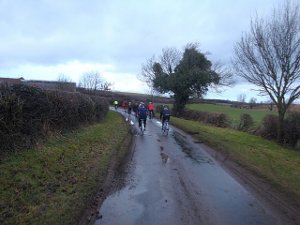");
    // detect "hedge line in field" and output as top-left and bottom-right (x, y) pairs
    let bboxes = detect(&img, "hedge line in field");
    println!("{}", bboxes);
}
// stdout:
(181, 108), (300, 148)
(181, 109), (229, 128)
